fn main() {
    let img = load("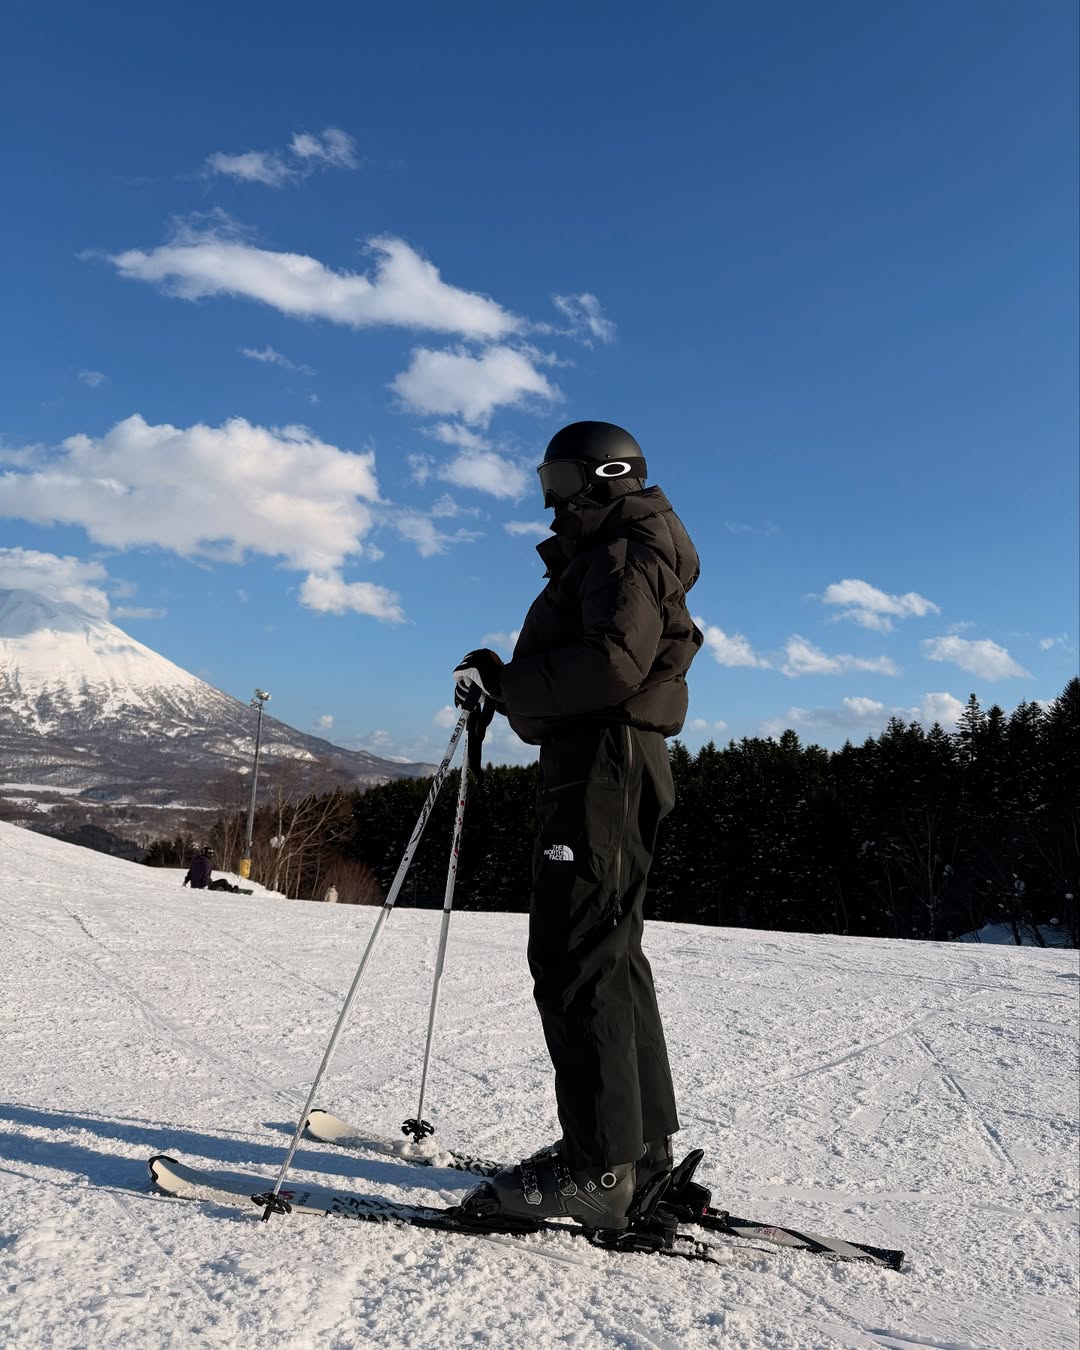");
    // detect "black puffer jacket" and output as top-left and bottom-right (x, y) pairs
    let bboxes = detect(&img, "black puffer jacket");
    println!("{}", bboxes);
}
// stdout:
(500, 486), (703, 745)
